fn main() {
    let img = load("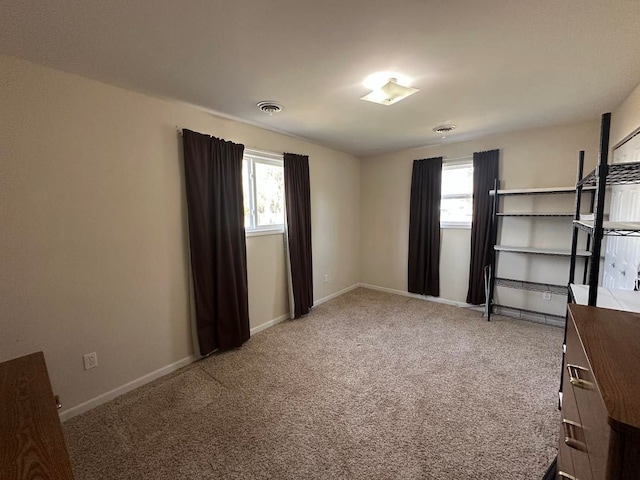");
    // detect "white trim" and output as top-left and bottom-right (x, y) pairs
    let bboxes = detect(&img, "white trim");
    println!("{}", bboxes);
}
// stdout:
(59, 355), (197, 422)
(244, 148), (283, 163)
(313, 284), (360, 307)
(441, 221), (472, 229)
(243, 153), (285, 233)
(358, 283), (476, 308)
(442, 155), (473, 163)
(57, 284), (466, 422)
(250, 313), (289, 335)
(246, 228), (284, 237)
(441, 160), (473, 228)
(59, 307), (296, 422)
(443, 156), (473, 167)
(442, 192), (472, 200)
